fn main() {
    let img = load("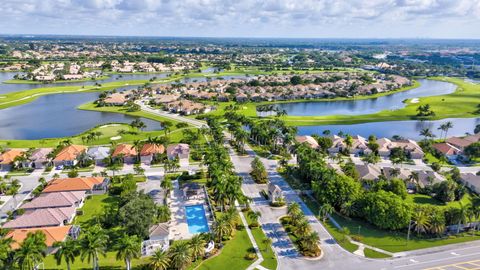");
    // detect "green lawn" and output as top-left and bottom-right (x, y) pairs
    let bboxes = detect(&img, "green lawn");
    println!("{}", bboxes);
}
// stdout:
(3, 75), (110, 84)
(42, 251), (149, 270)
(196, 228), (254, 270)
(363, 248), (392, 259)
(244, 211), (277, 270)
(406, 193), (444, 206)
(74, 194), (119, 225)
